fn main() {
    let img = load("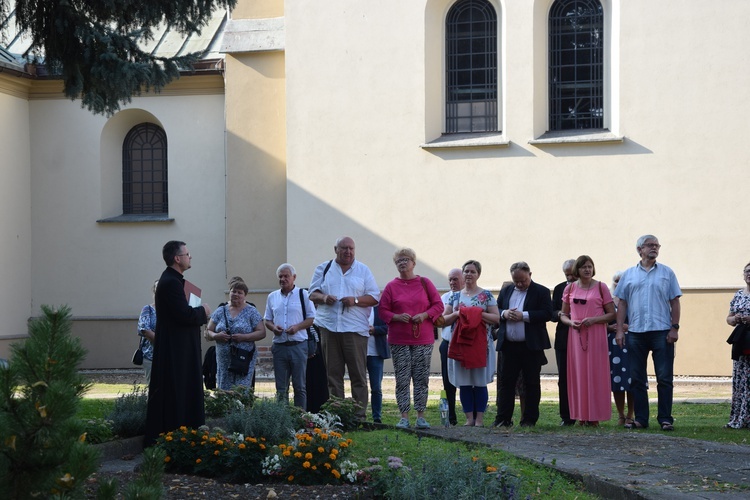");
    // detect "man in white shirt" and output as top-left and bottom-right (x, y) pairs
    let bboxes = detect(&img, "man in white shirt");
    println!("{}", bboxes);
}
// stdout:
(439, 268), (464, 426)
(309, 236), (380, 420)
(264, 263), (316, 410)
